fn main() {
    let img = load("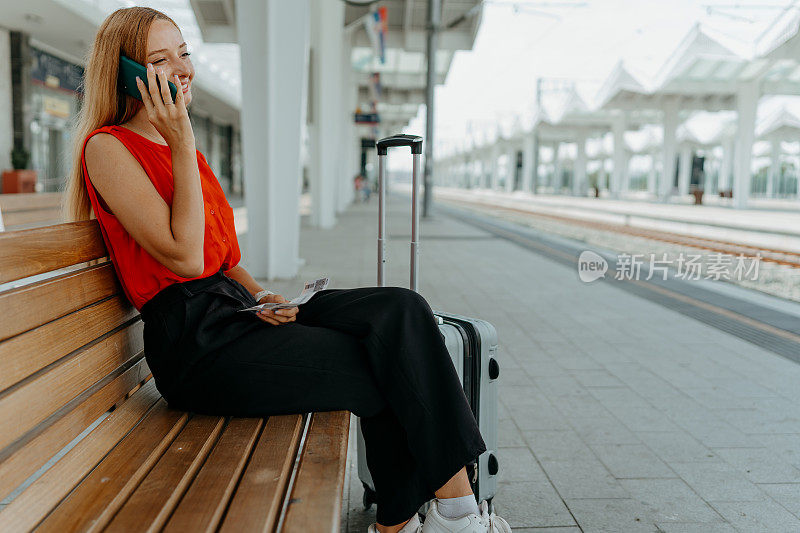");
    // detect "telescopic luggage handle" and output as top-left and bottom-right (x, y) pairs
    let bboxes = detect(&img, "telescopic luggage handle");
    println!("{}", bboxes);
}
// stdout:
(375, 134), (424, 292)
